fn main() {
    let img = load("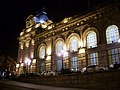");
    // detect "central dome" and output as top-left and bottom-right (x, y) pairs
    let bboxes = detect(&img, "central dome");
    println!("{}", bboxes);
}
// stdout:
(34, 11), (49, 24)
